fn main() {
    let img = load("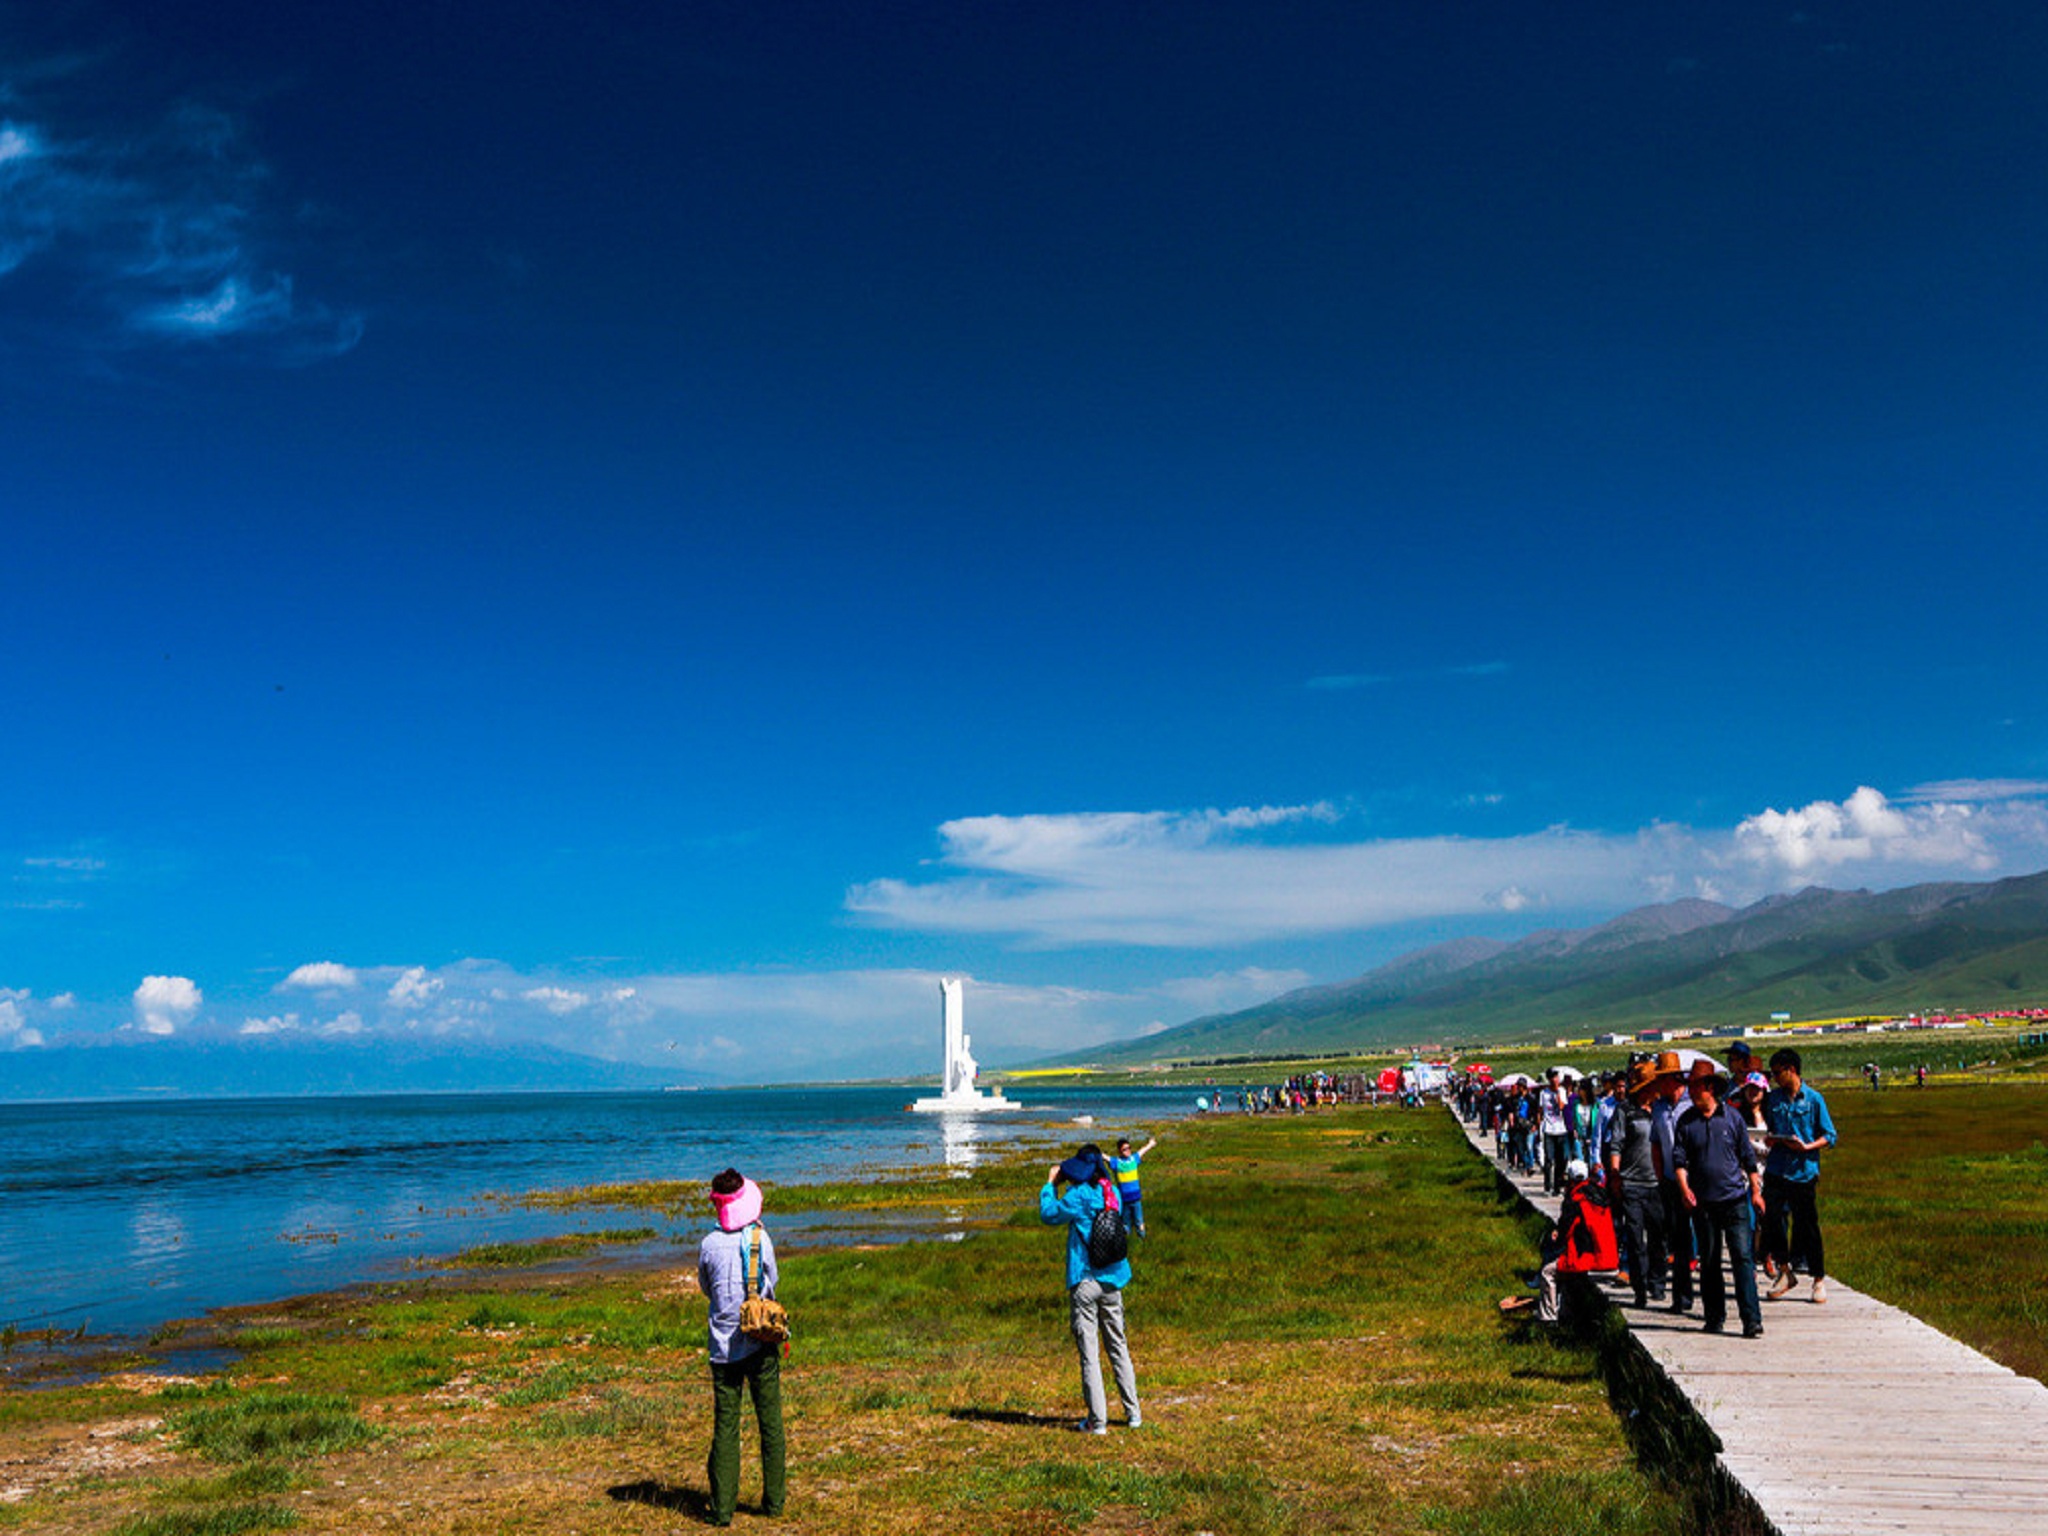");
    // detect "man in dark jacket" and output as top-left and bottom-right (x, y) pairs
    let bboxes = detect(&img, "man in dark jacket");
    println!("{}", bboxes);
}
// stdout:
(1672, 1070), (1765, 1338)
